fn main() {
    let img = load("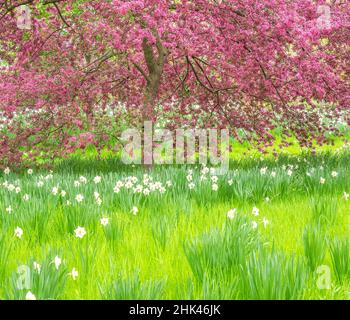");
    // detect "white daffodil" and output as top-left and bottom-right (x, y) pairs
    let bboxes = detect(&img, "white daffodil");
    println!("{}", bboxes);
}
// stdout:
(53, 256), (62, 270)
(166, 180), (172, 187)
(188, 182), (195, 190)
(131, 206), (139, 216)
(343, 192), (349, 201)
(212, 184), (218, 191)
(14, 226), (23, 238)
(93, 176), (102, 184)
(96, 197), (102, 206)
(252, 207), (260, 217)
(33, 262), (41, 273)
(25, 291), (36, 300)
(74, 226), (87, 239)
(27, 169), (33, 175)
(4, 167), (10, 175)
(262, 217), (269, 228)
(70, 268), (79, 280)
(52, 186), (59, 196)
(228, 179), (233, 186)
(320, 177), (326, 185)
(227, 209), (237, 220)
(75, 194), (84, 203)
(331, 171), (338, 178)
(23, 194), (30, 201)
(260, 167), (267, 175)
(37, 181), (44, 187)
(79, 176), (87, 184)
(6, 206), (13, 214)
(100, 217), (109, 227)
(74, 180), (81, 187)
(186, 174), (193, 182)
(252, 221), (258, 230)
